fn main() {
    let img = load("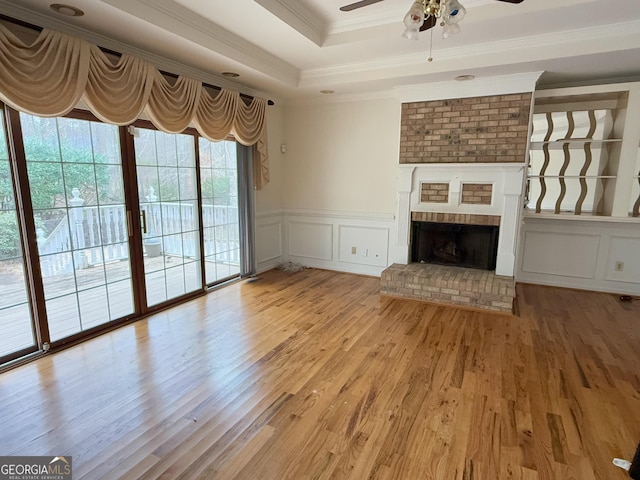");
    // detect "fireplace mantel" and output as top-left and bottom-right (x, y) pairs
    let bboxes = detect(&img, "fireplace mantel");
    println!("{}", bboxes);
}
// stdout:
(392, 163), (526, 277)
